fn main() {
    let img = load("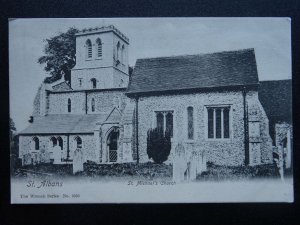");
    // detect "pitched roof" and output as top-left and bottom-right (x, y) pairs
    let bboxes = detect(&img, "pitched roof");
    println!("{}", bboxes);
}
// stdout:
(103, 107), (122, 124)
(19, 114), (107, 135)
(127, 49), (259, 95)
(52, 81), (73, 92)
(258, 79), (292, 125)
